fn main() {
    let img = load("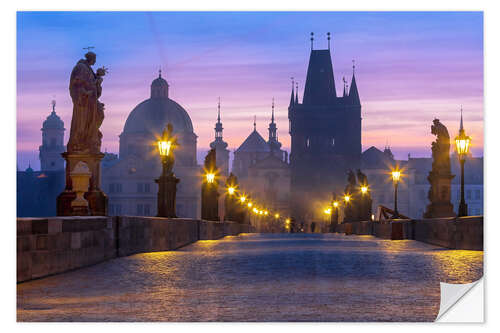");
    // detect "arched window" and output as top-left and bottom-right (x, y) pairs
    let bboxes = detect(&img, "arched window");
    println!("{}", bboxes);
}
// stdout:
(306, 138), (310, 148)
(331, 138), (335, 146)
